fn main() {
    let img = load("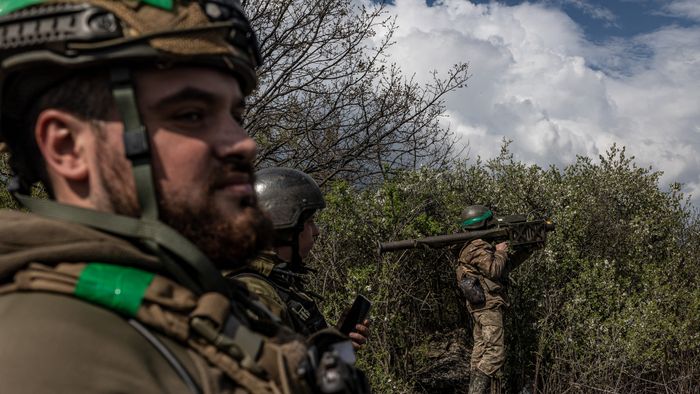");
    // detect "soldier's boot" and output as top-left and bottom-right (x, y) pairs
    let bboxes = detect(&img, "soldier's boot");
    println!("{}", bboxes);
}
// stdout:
(468, 369), (491, 394)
